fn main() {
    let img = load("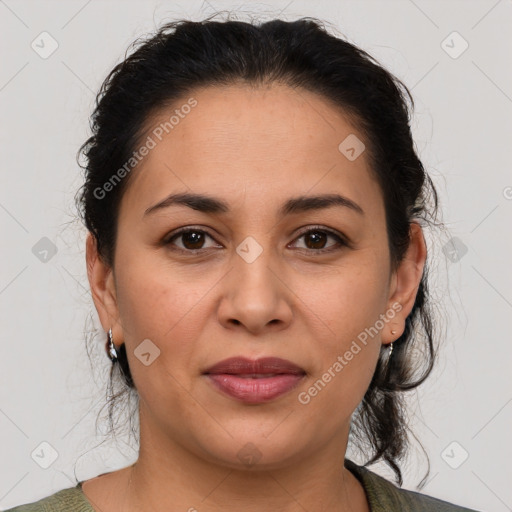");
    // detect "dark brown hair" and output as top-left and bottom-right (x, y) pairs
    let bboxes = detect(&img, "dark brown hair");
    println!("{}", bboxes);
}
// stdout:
(76, 15), (441, 486)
